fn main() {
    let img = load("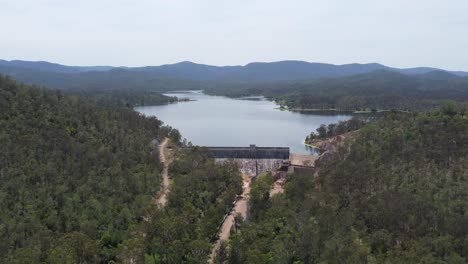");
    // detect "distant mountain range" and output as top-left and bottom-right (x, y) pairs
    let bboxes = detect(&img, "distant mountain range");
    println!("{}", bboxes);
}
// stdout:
(1, 59), (468, 111)
(1, 59), (468, 84)
(203, 69), (468, 109)
(0, 59), (113, 73)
